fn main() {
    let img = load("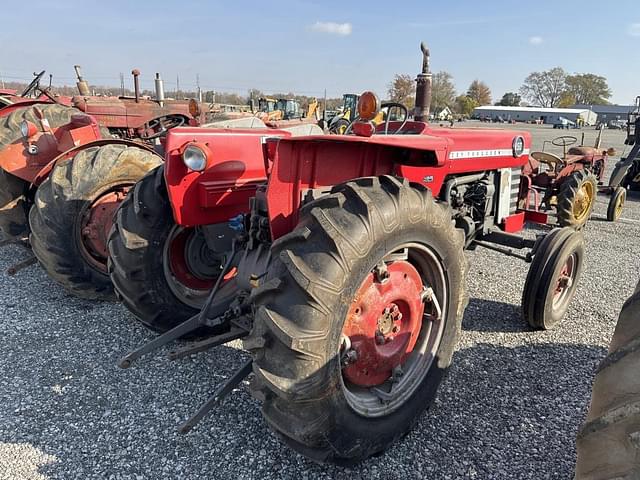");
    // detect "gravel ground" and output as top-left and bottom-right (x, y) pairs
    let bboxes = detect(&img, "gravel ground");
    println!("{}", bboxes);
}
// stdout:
(0, 124), (638, 479)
